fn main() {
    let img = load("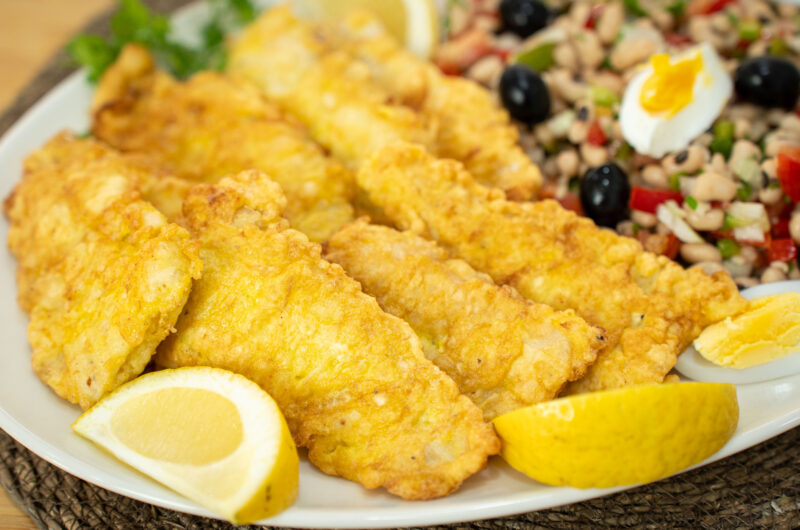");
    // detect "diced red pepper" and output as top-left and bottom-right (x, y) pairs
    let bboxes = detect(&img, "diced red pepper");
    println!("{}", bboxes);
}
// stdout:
(666, 33), (693, 47)
(585, 4), (604, 29)
(772, 218), (791, 239)
(557, 192), (584, 216)
(776, 146), (800, 202)
(587, 120), (607, 146)
(687, 0), (736, 15)
(767, 238), (798, 263)
(629, 187), (684, 214)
